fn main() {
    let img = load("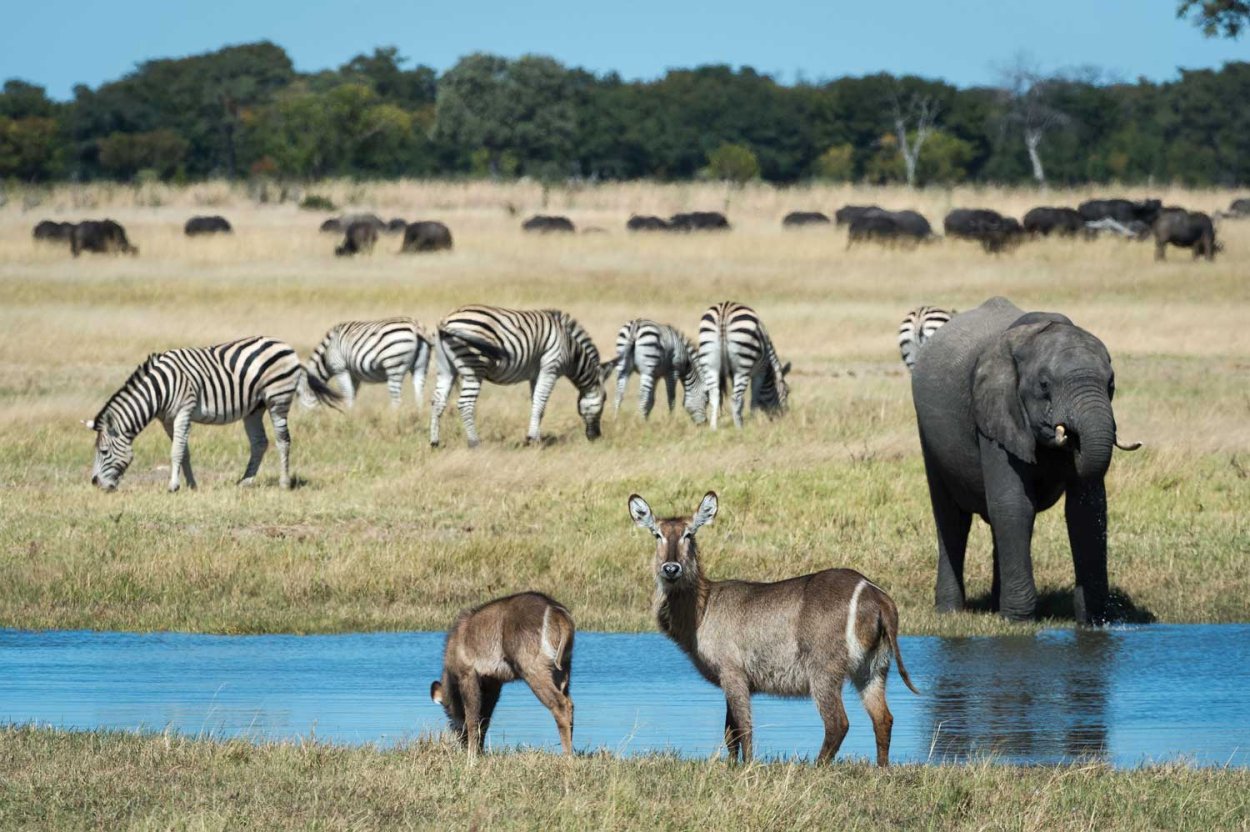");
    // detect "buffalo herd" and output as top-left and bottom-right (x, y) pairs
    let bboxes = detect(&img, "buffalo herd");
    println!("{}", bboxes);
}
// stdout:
(29, 194), (1241, 262)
